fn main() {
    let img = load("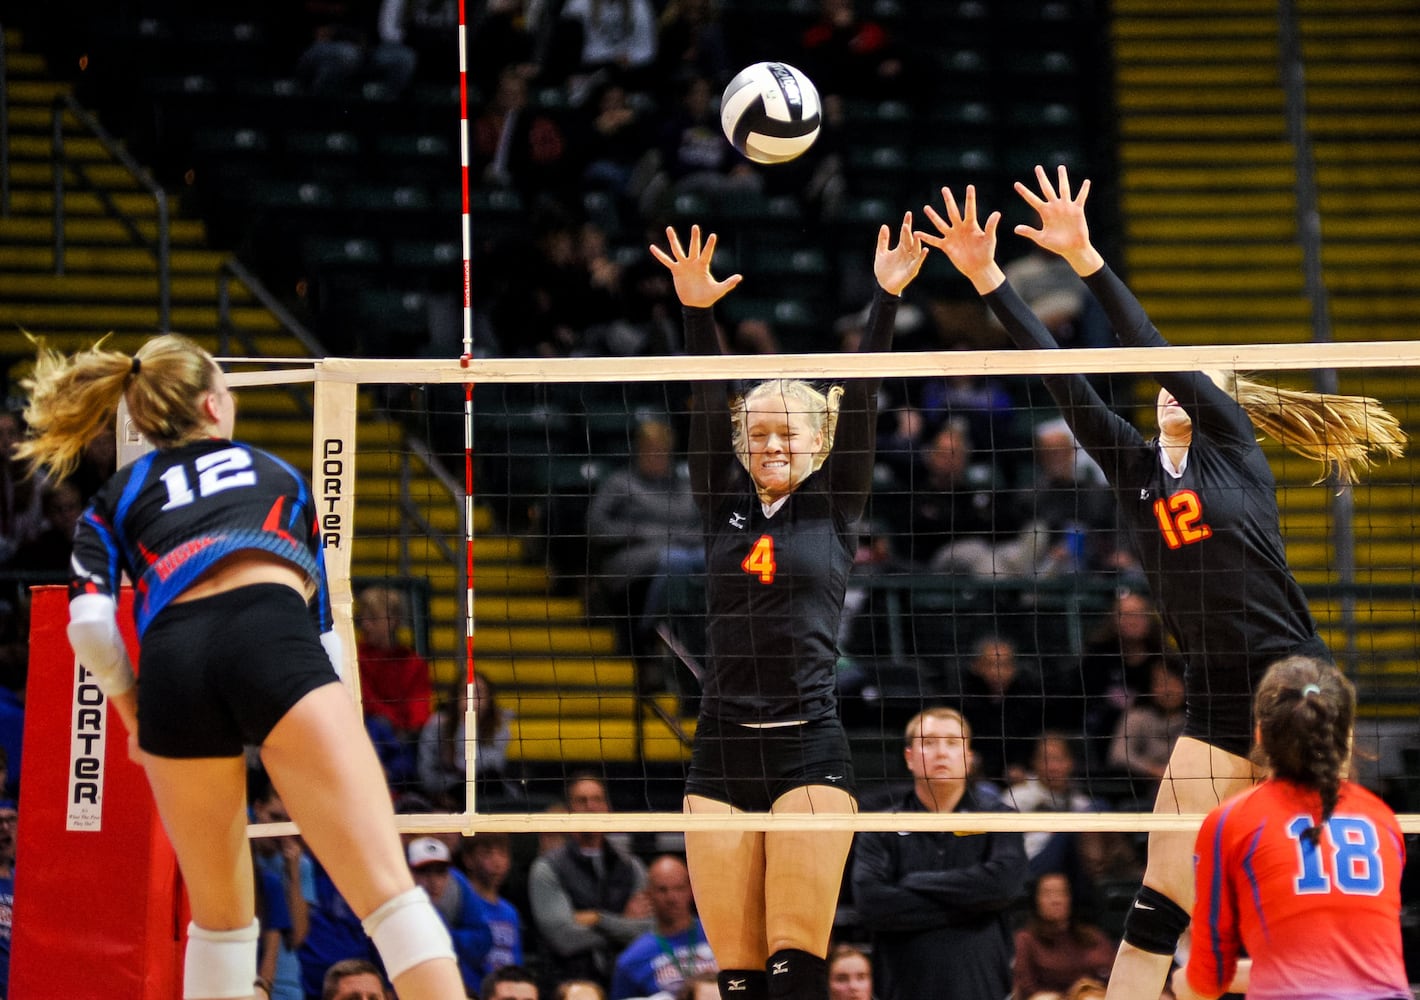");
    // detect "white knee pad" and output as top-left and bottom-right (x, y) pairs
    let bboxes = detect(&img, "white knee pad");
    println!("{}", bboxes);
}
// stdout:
(184, 919), (259, 999)
(361, 886), (454, 981)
